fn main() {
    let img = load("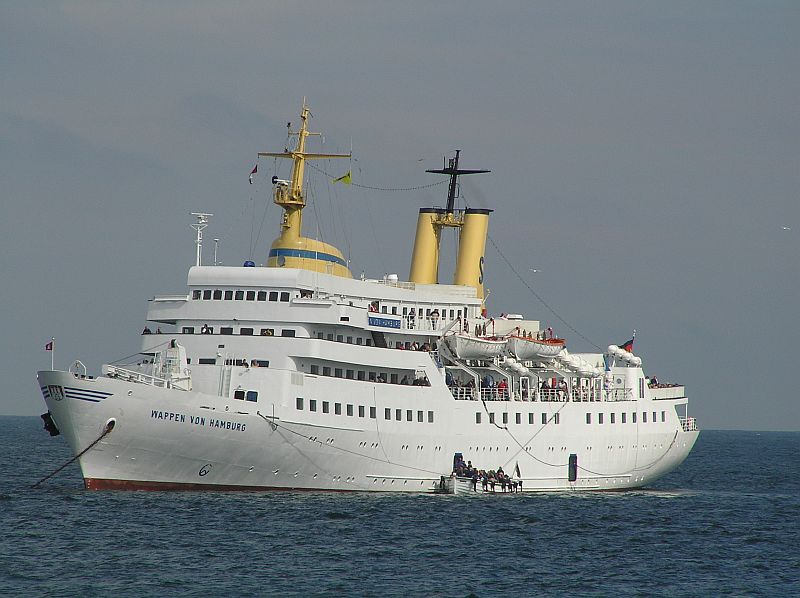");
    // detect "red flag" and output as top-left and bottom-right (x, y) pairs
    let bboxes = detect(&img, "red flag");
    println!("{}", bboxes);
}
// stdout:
(45, 340), (54, 351)
(249, 164), (257, 184)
